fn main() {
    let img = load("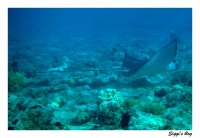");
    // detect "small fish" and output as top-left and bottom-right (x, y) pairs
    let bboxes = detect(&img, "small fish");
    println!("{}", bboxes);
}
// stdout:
(30, 105), (42, 110)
